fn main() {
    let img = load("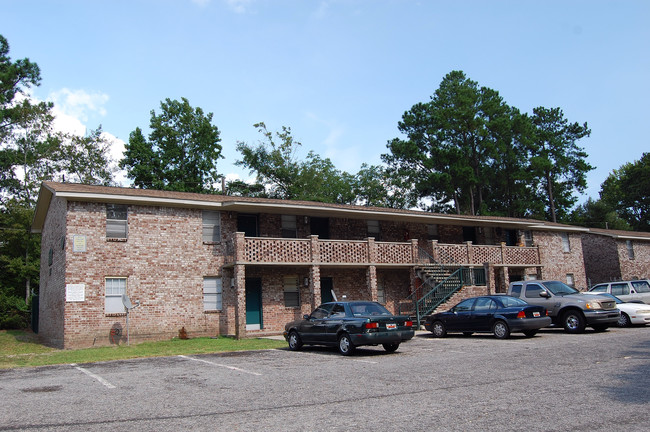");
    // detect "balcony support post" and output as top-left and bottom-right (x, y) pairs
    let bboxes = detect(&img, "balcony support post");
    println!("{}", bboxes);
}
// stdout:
(233, 263), (246, 340)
